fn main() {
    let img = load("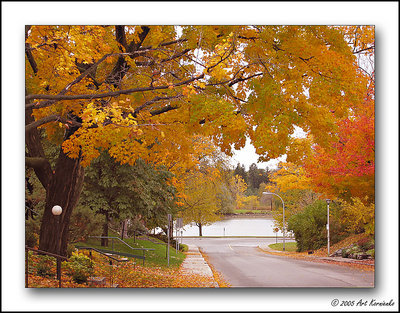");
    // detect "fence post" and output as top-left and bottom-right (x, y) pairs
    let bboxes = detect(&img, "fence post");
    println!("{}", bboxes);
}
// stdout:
(57, 257), (62, 288)
(109, 259), (113, 287)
